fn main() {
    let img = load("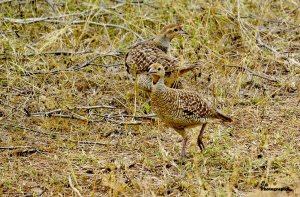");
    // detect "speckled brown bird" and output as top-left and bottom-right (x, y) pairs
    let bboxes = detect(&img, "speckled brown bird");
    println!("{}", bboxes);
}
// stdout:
(149, 63), (232, 160)
(125, 23), (199, 90)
